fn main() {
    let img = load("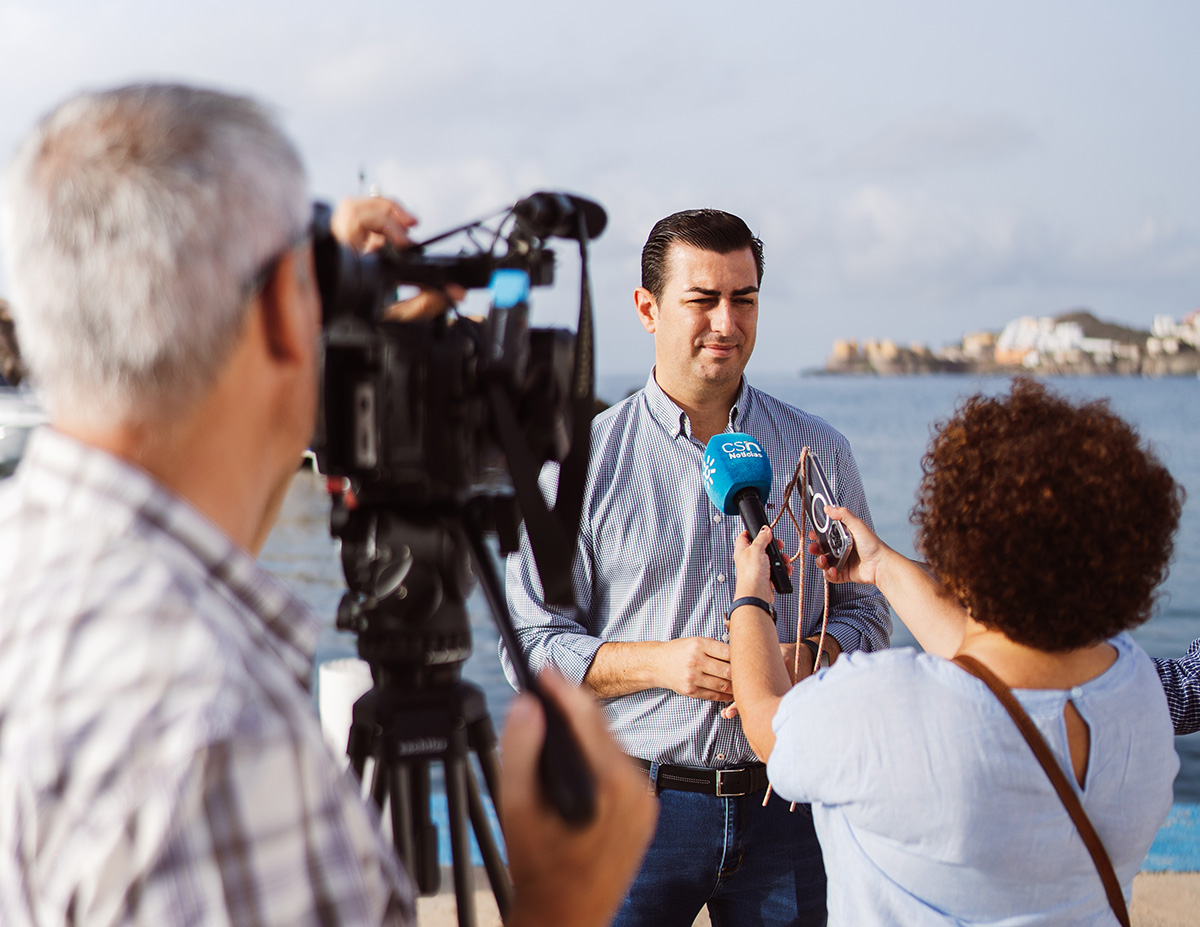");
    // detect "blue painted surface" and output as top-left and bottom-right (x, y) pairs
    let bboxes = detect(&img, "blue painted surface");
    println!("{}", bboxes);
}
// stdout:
(1144, 803), (1200, 873)
(427, 798), (1200, 872)
(429, 793), (505, 867)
